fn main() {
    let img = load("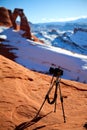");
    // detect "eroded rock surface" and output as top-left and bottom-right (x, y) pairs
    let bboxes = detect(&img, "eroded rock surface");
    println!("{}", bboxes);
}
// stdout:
(0, 55), (87, 130)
